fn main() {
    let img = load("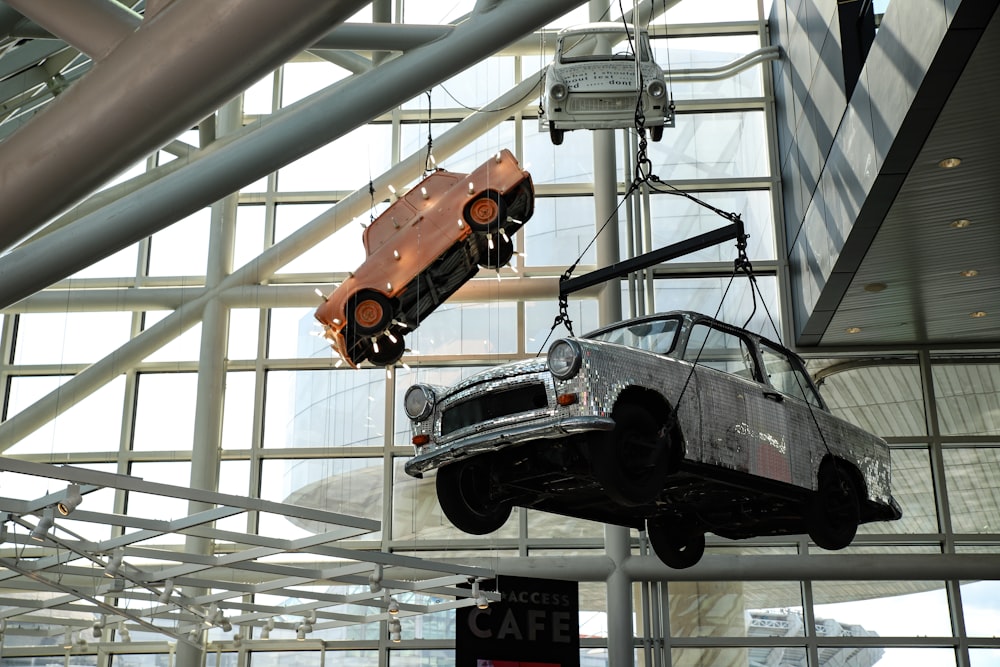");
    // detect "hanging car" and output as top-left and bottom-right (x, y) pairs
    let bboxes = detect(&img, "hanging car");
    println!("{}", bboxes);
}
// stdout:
(539, 22), (674, 145)
(314, 149), (534, 368)
(403, 311), (902, 569)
